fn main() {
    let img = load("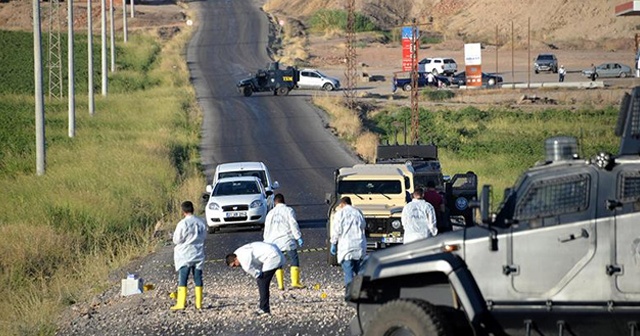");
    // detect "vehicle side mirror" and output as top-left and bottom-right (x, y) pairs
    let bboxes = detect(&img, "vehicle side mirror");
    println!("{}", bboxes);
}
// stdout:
(325, 192), (333, 205)
(272, 181), (280, 190)
(205, 185), (213, 193)
(201, 192), (210, 204)
(480, 185), (491, 225)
